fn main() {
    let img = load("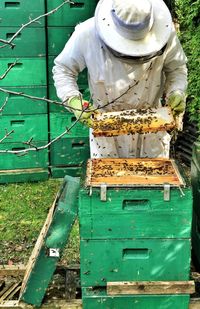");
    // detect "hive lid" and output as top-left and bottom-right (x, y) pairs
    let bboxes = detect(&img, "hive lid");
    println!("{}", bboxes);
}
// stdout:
(85, 158), (185, 187)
